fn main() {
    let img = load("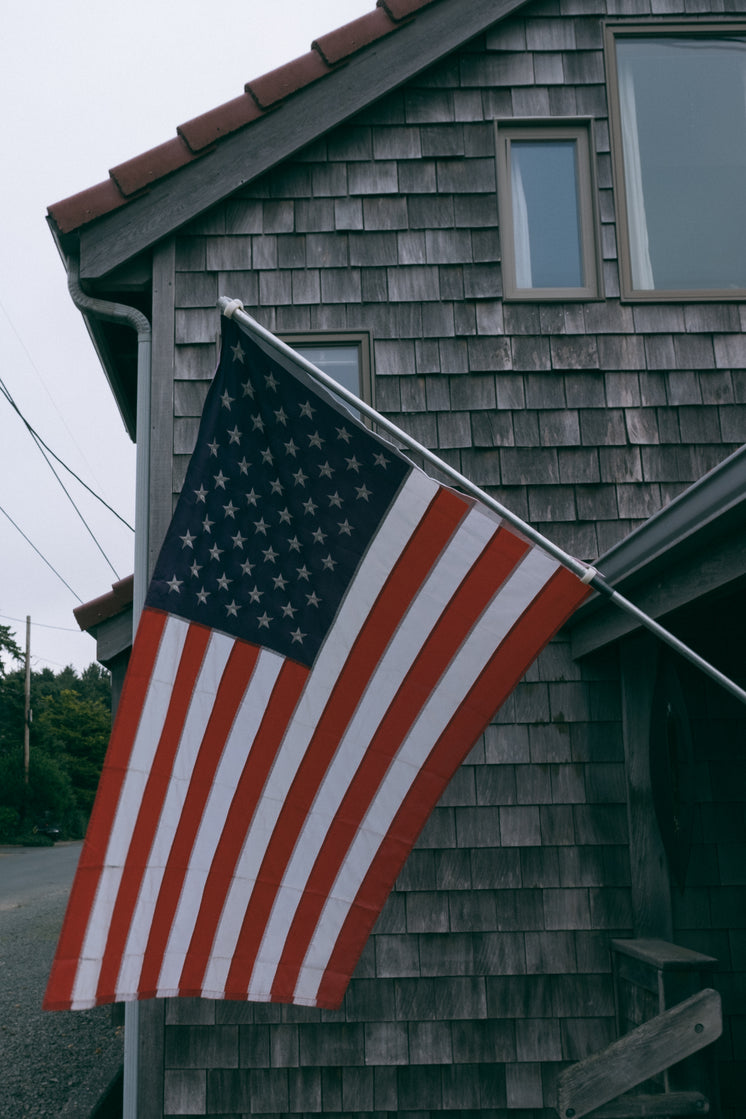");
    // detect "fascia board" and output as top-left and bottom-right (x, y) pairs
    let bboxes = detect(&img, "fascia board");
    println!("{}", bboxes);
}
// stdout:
(78, 0), (530, 280)
(597, 444), (746, 586)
